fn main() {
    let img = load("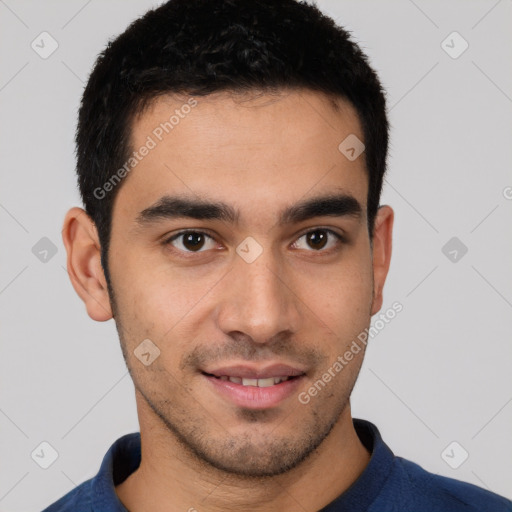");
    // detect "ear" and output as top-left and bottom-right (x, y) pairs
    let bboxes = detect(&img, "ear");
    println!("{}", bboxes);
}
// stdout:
(370, 205), (394, 316)
(62, 207), (113, 321)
